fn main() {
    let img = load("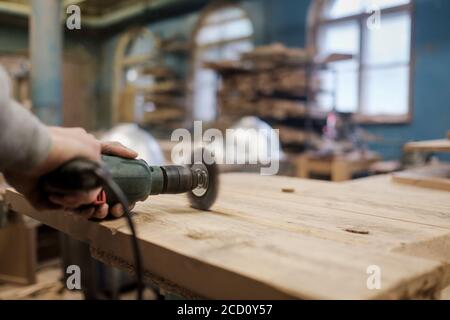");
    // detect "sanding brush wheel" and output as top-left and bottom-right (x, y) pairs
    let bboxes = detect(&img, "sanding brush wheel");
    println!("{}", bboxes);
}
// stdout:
(188, 150), (219, 211)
